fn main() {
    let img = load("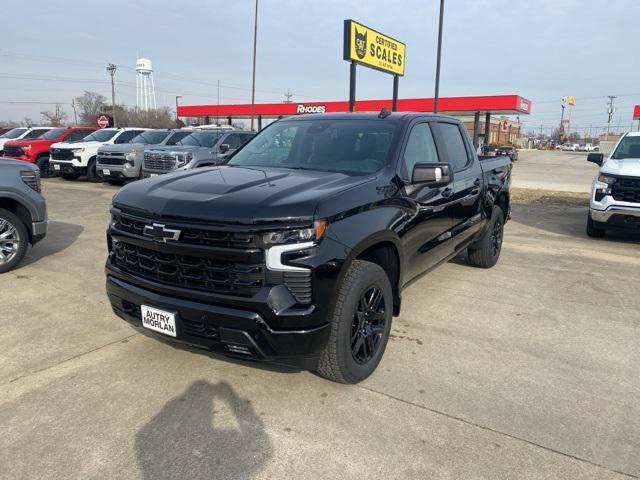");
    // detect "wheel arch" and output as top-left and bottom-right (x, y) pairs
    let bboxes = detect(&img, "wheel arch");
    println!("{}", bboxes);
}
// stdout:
(0, 197), (33, 242)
